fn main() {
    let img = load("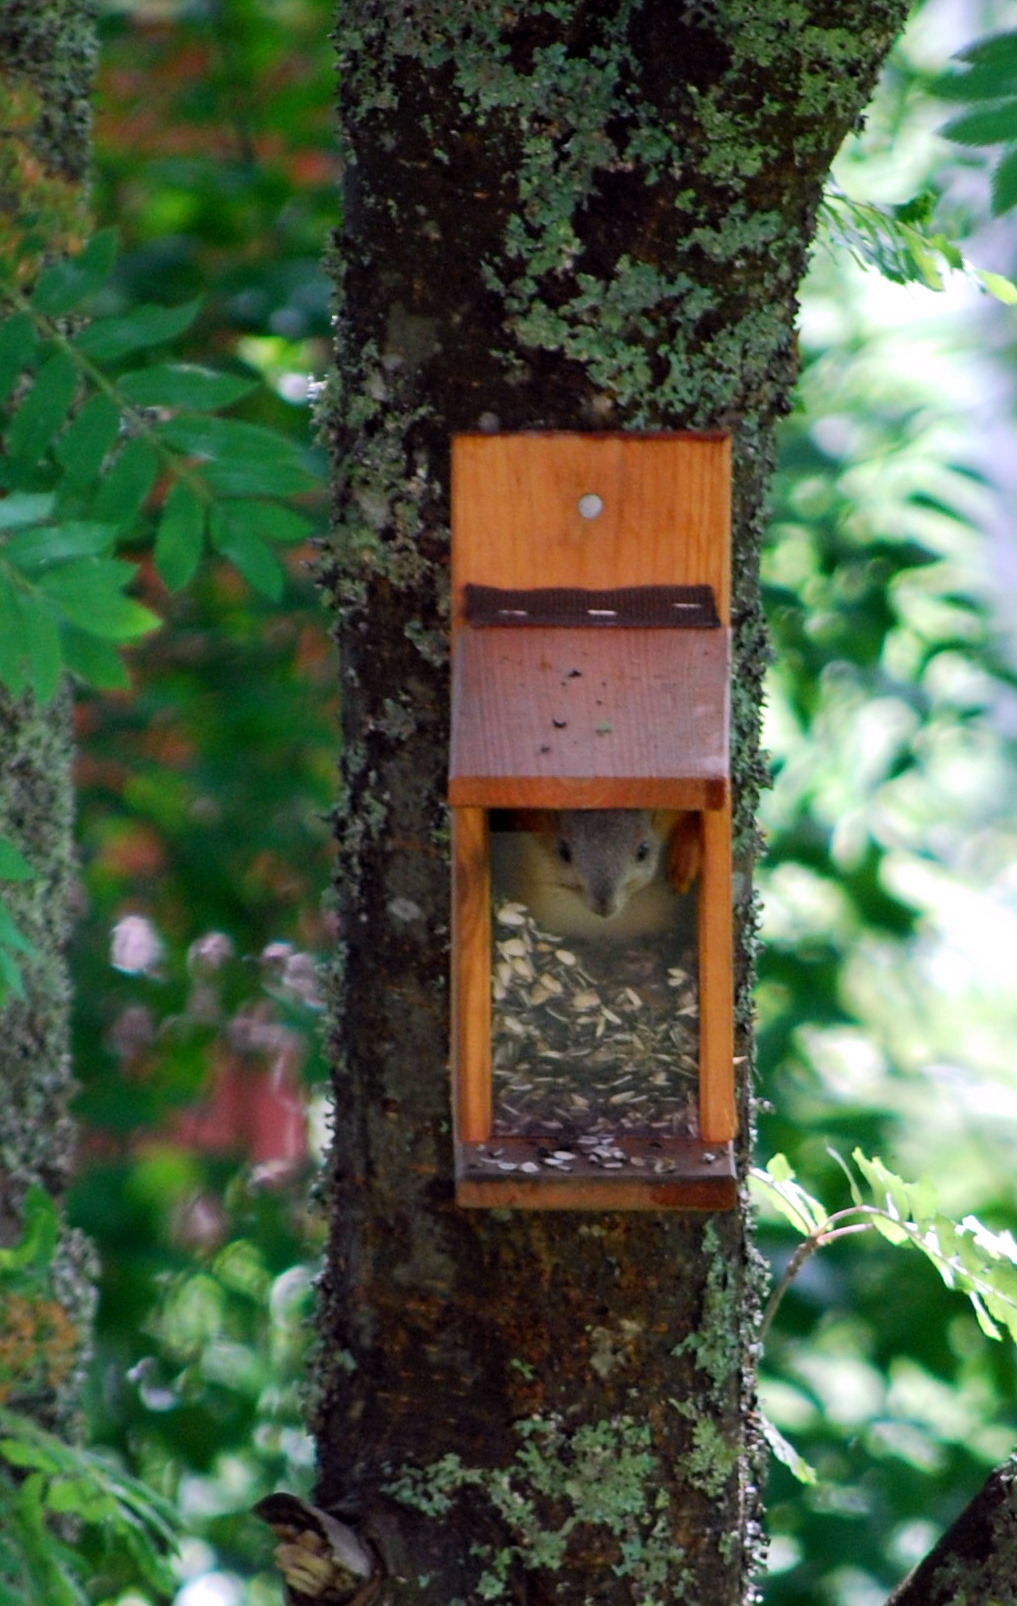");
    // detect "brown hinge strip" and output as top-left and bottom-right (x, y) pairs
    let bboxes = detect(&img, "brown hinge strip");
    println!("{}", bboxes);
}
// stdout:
(463, 584), (719, 628)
